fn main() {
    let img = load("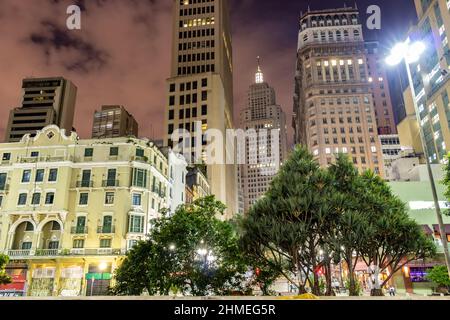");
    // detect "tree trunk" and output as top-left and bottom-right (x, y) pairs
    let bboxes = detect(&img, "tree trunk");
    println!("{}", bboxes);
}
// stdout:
(348, 268), (358, 296)
(324, 261), (333, 296)
(369, 265), (384, 296)
(312, 272), (320, 296)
